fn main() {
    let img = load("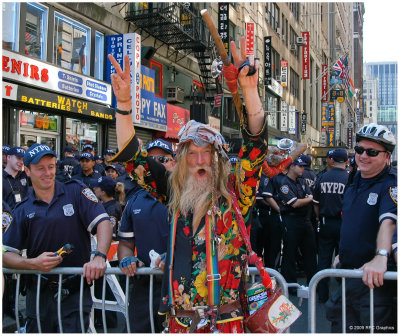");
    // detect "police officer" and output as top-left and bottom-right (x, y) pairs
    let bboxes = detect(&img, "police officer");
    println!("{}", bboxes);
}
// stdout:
(72, 144), (105, 176)
(117, 178), (169, 332)
(71, 152), (102, 189)
(278, 157), (317, 288)
(316, 149), (336, 181)
(326, 123), (397, 332)
(252, 173), (269, 258)
(56, 159), (70, 182)
(61, 146), (79, 178)
(2, 147), (30, 210)
(3, 144), (11, 168)
(2, 143), (113, 333)
(300, 154), (317, 190)
(313, 148), (349, 303)
(146, 138), (175, 172)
